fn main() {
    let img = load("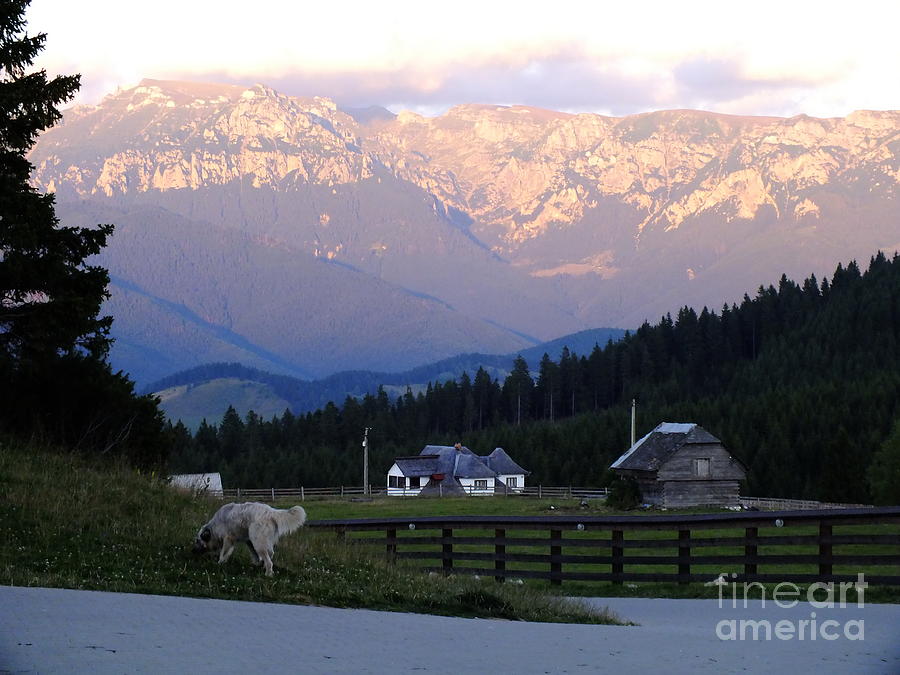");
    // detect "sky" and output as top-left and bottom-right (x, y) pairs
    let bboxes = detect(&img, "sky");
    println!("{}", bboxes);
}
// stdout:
(26, 0), (900, 119)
